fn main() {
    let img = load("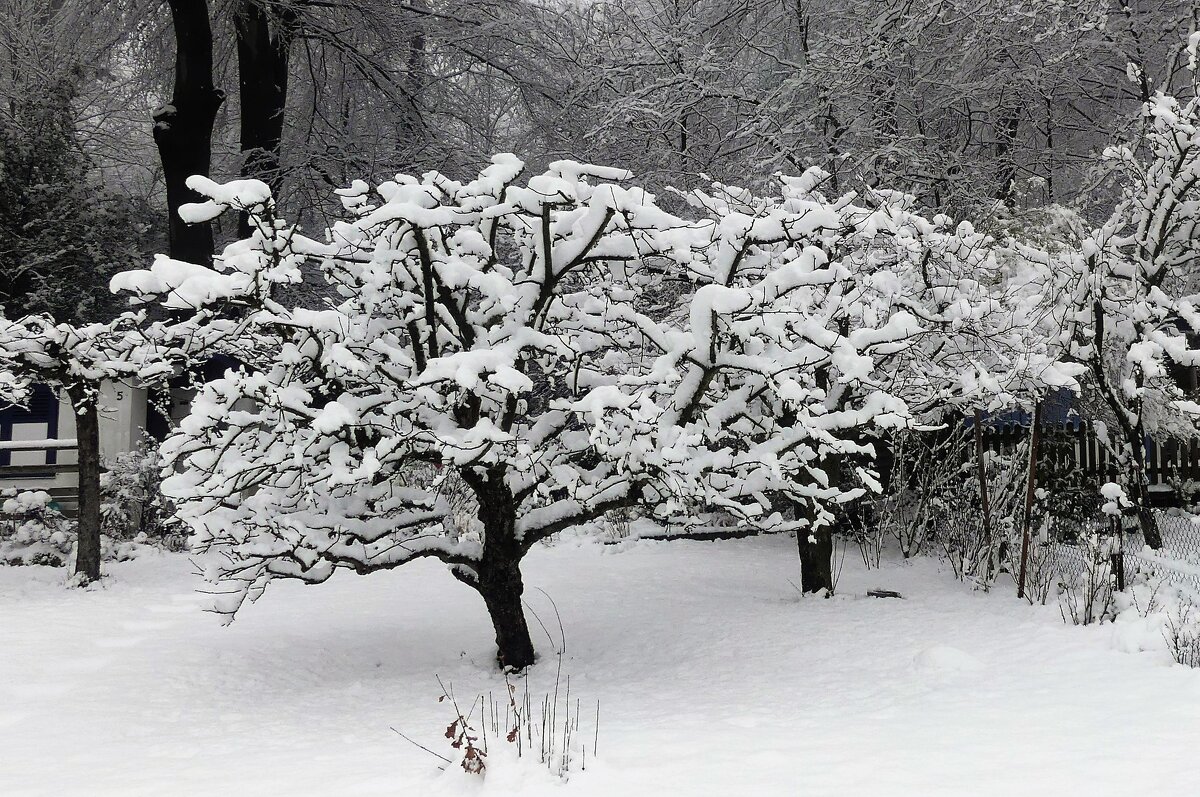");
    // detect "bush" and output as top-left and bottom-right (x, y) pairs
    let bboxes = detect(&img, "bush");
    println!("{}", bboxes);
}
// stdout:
(1055, 525), (1120, 624)
(1037, 428), (1103, 543)
(101, 434), (185, 550)
(0, 489), (145, 567)
(0, 490), (74, 566)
